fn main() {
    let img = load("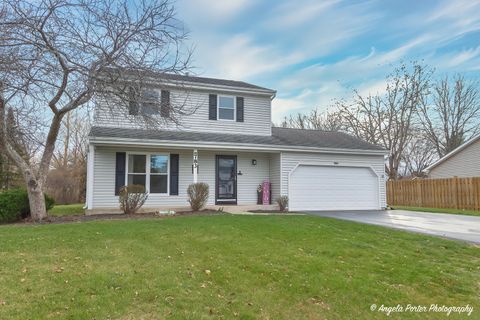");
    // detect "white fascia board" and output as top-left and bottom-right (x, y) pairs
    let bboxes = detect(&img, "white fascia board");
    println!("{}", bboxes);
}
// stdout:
(89, 136), (387, 156)
(111, 75), (276, 97)
(161, 80), (276, 97)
